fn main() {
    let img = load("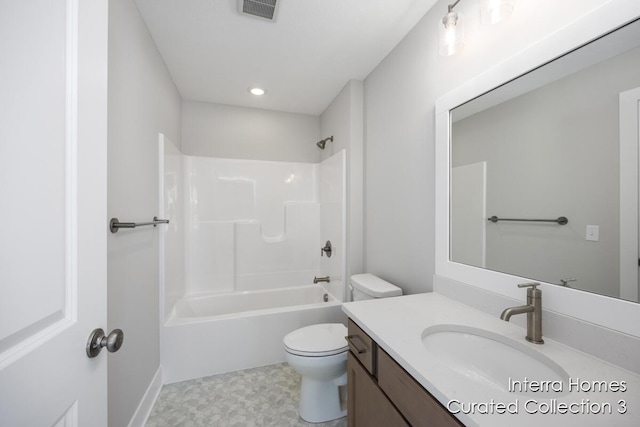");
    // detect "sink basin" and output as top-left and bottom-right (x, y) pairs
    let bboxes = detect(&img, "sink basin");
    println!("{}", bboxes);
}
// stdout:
(421, 324), (569, 397)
